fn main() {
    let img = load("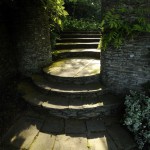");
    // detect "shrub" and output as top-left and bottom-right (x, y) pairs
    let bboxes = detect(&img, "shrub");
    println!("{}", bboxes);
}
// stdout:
(63, 17), (100, 31)
(100, 0), (150, 49)
(124, 91), (150, 149)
